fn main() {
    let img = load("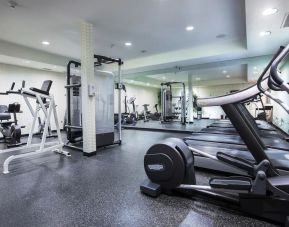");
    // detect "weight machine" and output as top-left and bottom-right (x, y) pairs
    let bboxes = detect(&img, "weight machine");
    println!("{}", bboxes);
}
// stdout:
(65, 55), (123, 151)
(161, 82), (186, 124)
(0, 80), (69, 174)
